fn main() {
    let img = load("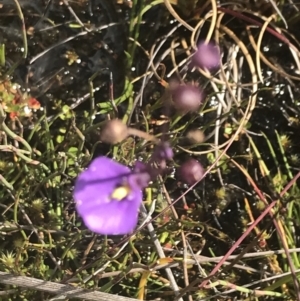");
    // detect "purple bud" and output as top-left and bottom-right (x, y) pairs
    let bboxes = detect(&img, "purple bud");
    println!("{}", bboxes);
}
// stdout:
(132, 161), (152, 187)
(152, 142), (174, 161)
(177, 158), (204, 185)
(192, 41), (220, 70)
(171, 85), (203, 113)
(100, 119), (128, 144)
(128, 172), (151, 190)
